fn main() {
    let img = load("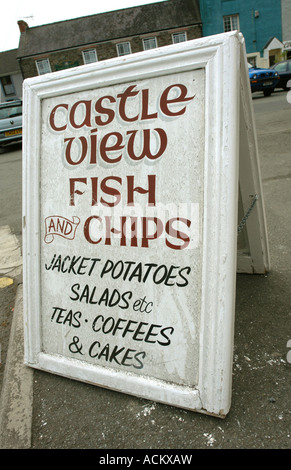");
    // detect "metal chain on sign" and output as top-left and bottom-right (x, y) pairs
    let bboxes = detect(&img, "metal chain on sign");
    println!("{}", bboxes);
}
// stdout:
(237, 194), (259, 234)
